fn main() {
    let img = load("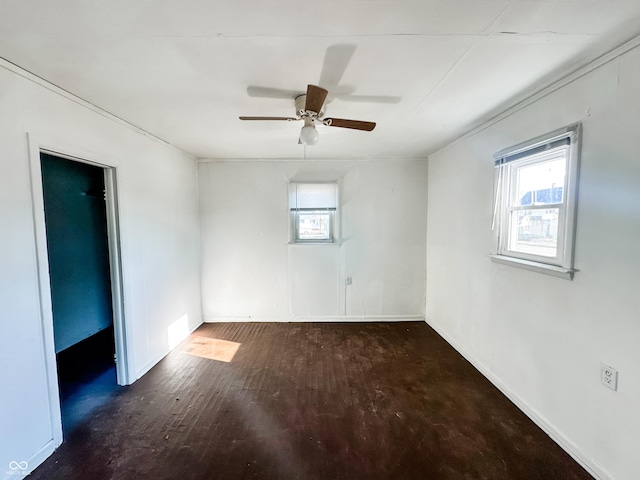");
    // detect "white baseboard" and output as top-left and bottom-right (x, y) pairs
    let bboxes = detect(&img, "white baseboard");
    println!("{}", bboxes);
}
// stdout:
(203, 315), (425, 323)
(2, 438), (58, 480)
(135, 319), (203, 380)
(424, 316), (611, 480)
